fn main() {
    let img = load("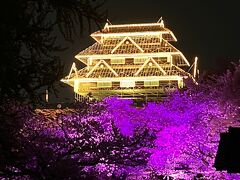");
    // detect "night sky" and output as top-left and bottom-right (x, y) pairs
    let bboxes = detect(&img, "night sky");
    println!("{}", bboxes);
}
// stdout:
(106, 0), (240, 70)
(57, 0), (240, 102)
